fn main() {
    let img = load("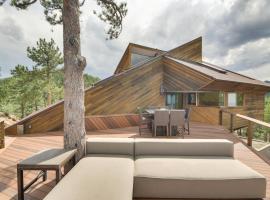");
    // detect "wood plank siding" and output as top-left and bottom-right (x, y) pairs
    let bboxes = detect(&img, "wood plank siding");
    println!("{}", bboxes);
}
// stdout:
(114, 43), (165, 74)
(168, 37), (202, 62)
(163, 56), (212, 91)
(85, 114), (139, 131)
(85, 58), (164, 115)
(221, 92), (265, 129)
(190, 106), (220, 125)
(190, 92), (266, 130)
(5, 58), (165, 135)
